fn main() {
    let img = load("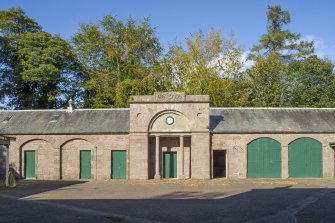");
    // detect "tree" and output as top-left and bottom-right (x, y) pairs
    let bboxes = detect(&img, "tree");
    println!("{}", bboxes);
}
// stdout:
(247, 5), (317, 107)
(0, 8), (78, 109)
(287, 56), (335, 107)
(0, 8), (41, 35)
(162, 30), (248, 107)
(249, 52), (287, 106)
(249, 5), (314, 61)
(72, 15), (162, 108)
